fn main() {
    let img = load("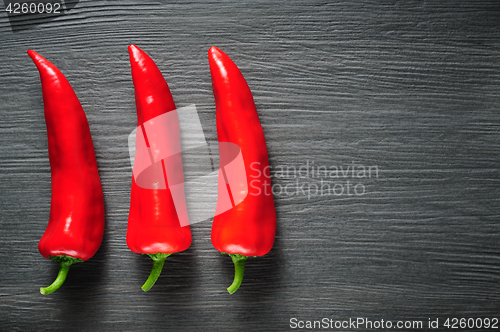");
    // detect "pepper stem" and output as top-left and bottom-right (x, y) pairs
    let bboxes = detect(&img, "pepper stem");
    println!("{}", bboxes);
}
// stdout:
(40, 255), (83, 295)
(141, 253), (172, 292)
(226, 254), (248, 294)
